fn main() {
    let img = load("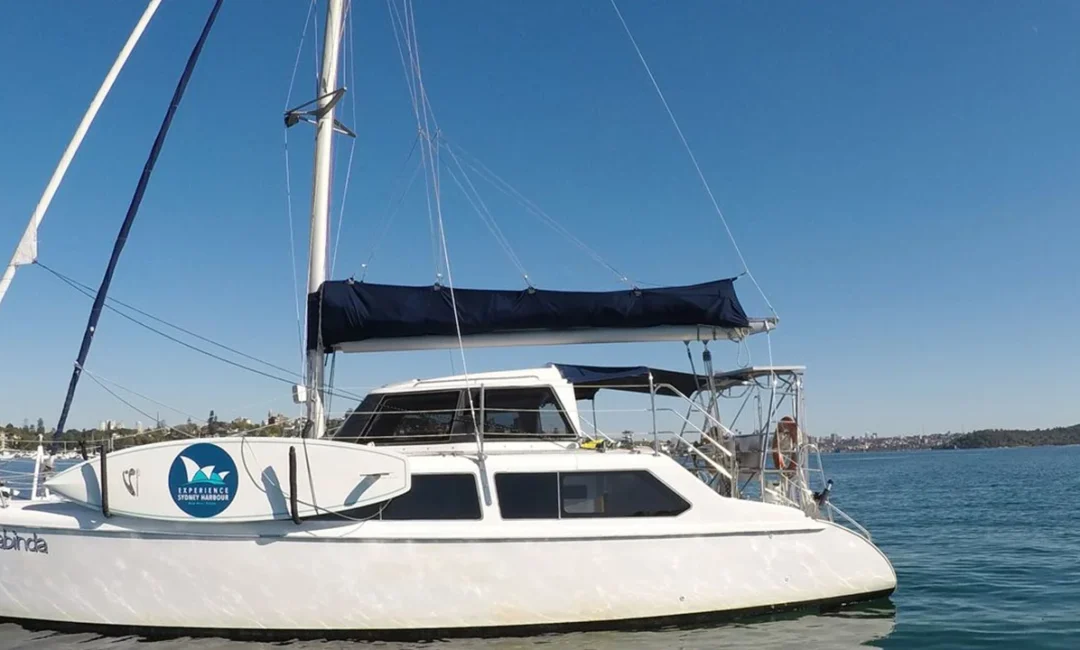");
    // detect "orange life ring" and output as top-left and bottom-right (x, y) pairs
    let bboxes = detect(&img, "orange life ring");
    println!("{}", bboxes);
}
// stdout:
(772, 416), (799, 471)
